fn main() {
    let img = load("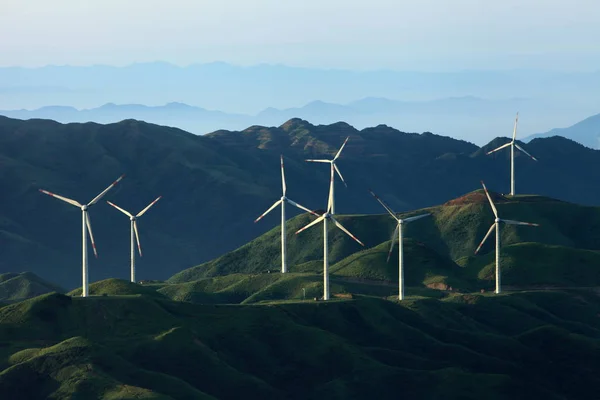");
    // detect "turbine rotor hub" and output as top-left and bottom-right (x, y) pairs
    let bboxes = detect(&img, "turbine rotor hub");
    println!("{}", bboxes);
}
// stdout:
(495, 218), (501, 223)
(81, 205), (88, 211)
